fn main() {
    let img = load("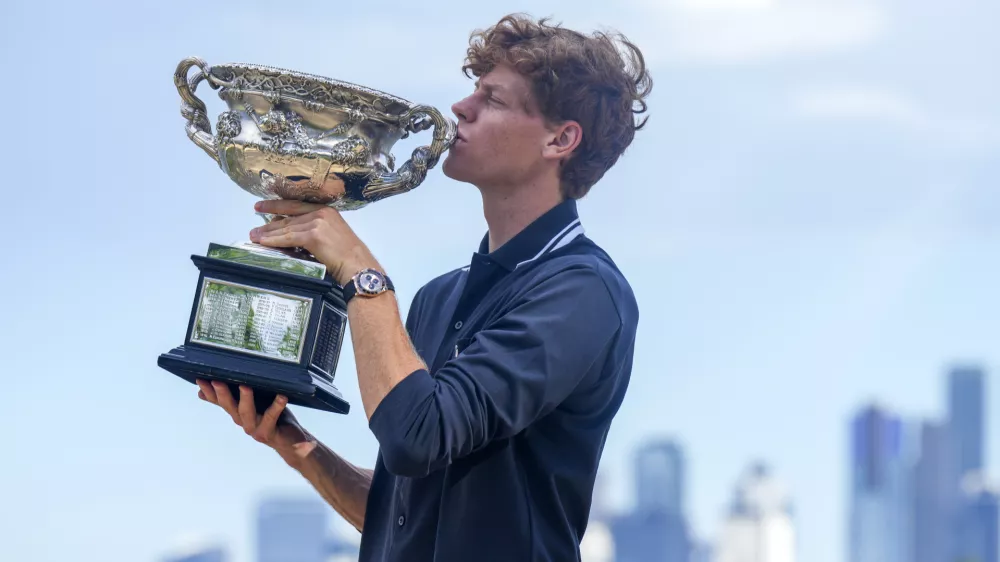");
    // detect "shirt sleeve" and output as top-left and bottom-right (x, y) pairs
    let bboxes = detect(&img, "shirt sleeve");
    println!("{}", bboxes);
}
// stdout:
(368, 265), (623, 478)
